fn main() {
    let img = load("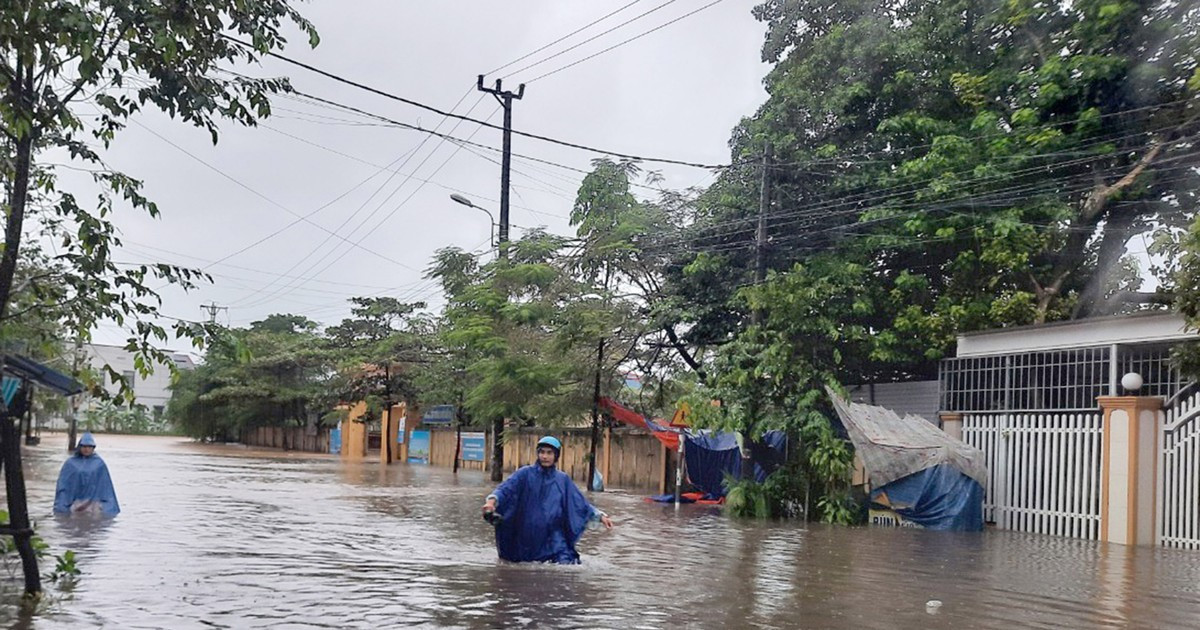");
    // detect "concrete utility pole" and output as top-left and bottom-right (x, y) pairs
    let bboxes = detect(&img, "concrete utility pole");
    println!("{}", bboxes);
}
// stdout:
(477, 74), (525, 482)
(200, 302), (227, 324)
